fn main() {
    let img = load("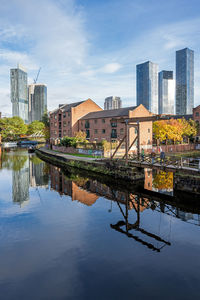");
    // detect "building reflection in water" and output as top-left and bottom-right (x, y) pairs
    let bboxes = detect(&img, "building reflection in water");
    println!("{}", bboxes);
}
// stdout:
(144, 168), (174, 196)
(49, 165), (200, 252)
(8, 150), (49, 206)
